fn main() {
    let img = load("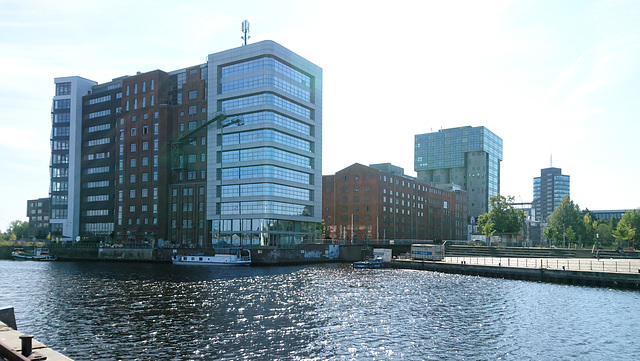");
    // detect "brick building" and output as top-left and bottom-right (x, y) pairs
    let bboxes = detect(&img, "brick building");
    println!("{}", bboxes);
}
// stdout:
(322, 163), (468, 242)
(26, 198), (50, 240)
